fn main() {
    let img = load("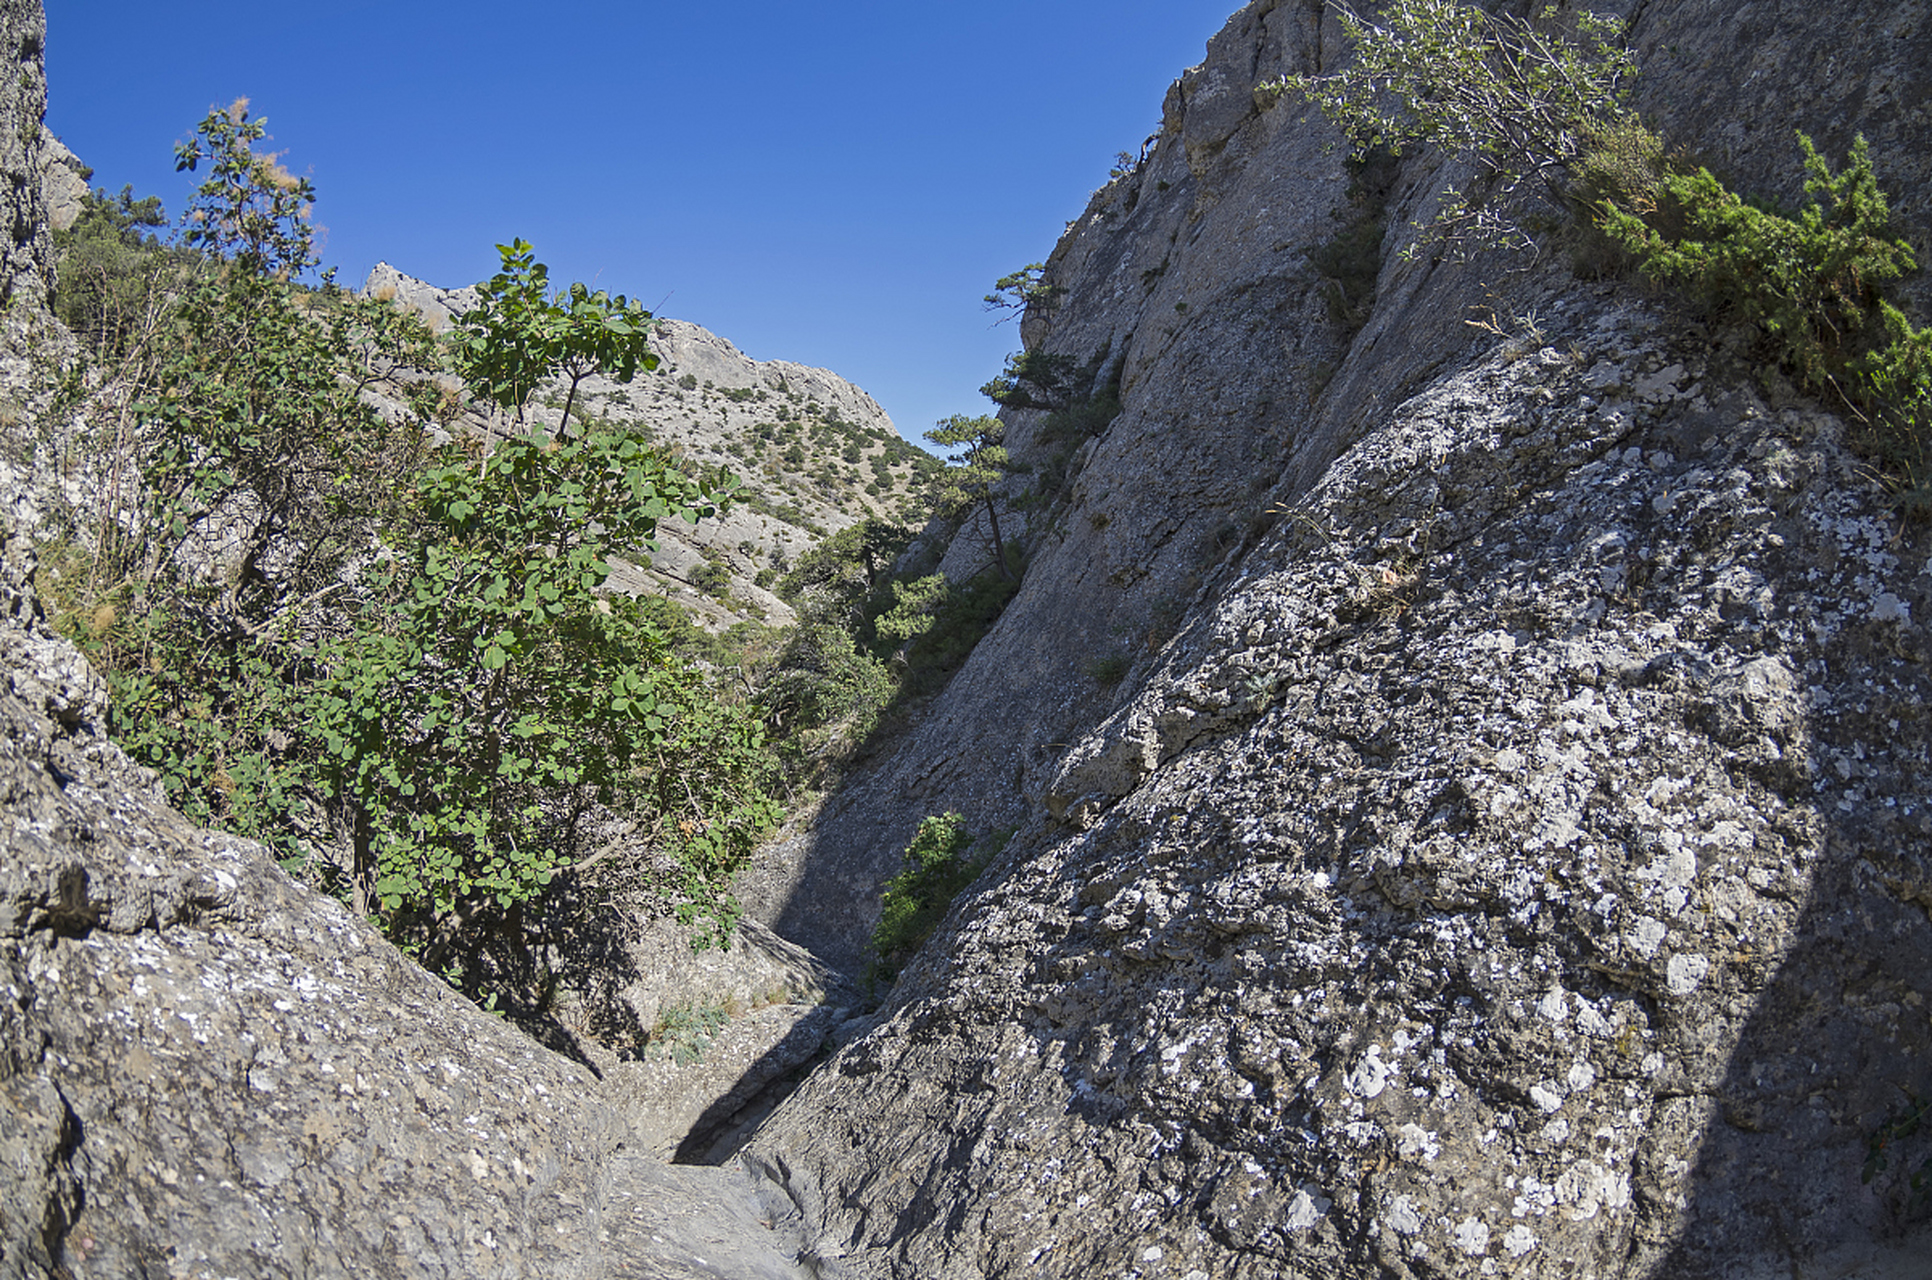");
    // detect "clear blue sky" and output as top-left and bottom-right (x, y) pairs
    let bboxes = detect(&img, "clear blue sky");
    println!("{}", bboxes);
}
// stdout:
(47, 1), (1240, 443)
